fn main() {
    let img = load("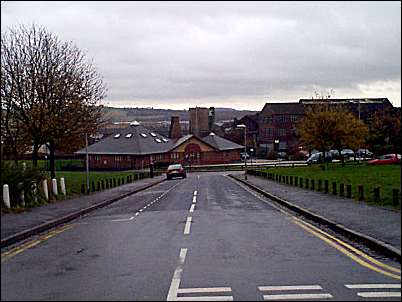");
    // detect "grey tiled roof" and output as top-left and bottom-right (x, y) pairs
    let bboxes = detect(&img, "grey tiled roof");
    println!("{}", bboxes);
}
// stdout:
(201, 133), (244, 151)
(75, 123), (174, 155)
(75, 124), (243, 156)
(261, 102), (305, 115)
